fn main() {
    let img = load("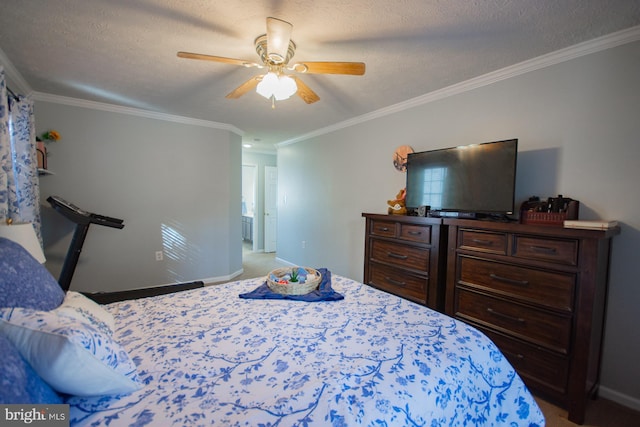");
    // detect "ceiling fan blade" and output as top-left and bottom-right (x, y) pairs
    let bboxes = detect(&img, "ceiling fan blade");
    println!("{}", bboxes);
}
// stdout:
(266, 17), (293, 63)
(292, 76), (320, 104)
(226, 76), (262, 99)
(177, 51), (260, 68)
(292, 61), (366, 76)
